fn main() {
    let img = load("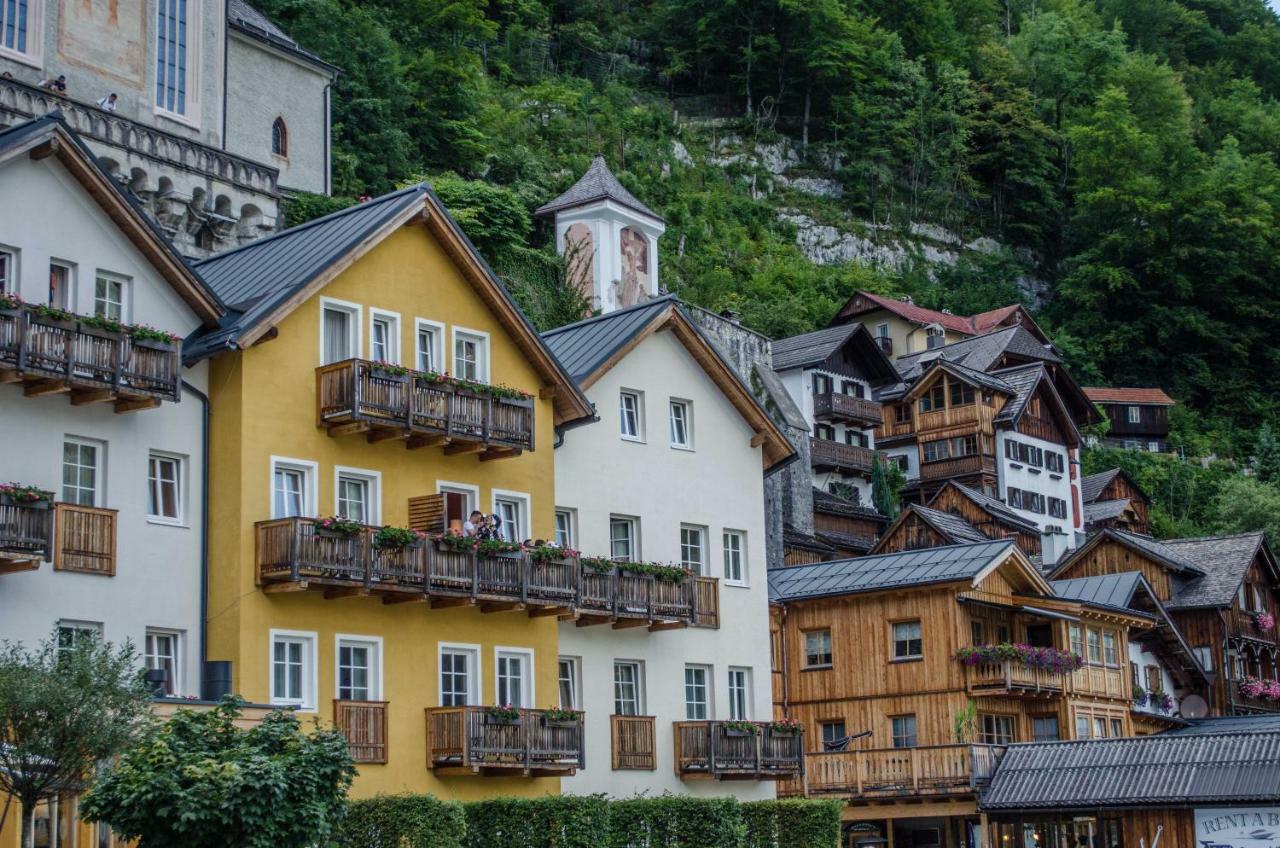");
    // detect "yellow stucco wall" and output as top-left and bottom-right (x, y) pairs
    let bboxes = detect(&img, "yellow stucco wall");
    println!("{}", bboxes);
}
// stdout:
(851, 312), (965, 356)
(206, 222), (563, 799)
